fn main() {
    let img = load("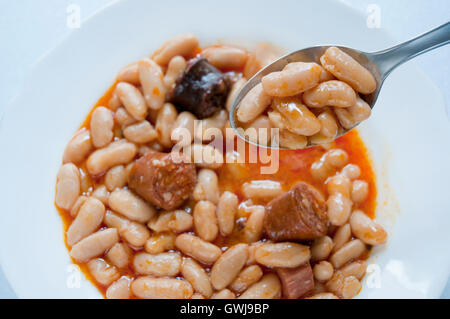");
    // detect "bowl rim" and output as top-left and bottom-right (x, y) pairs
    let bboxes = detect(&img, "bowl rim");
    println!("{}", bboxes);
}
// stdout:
(1, 0), (449, 299)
